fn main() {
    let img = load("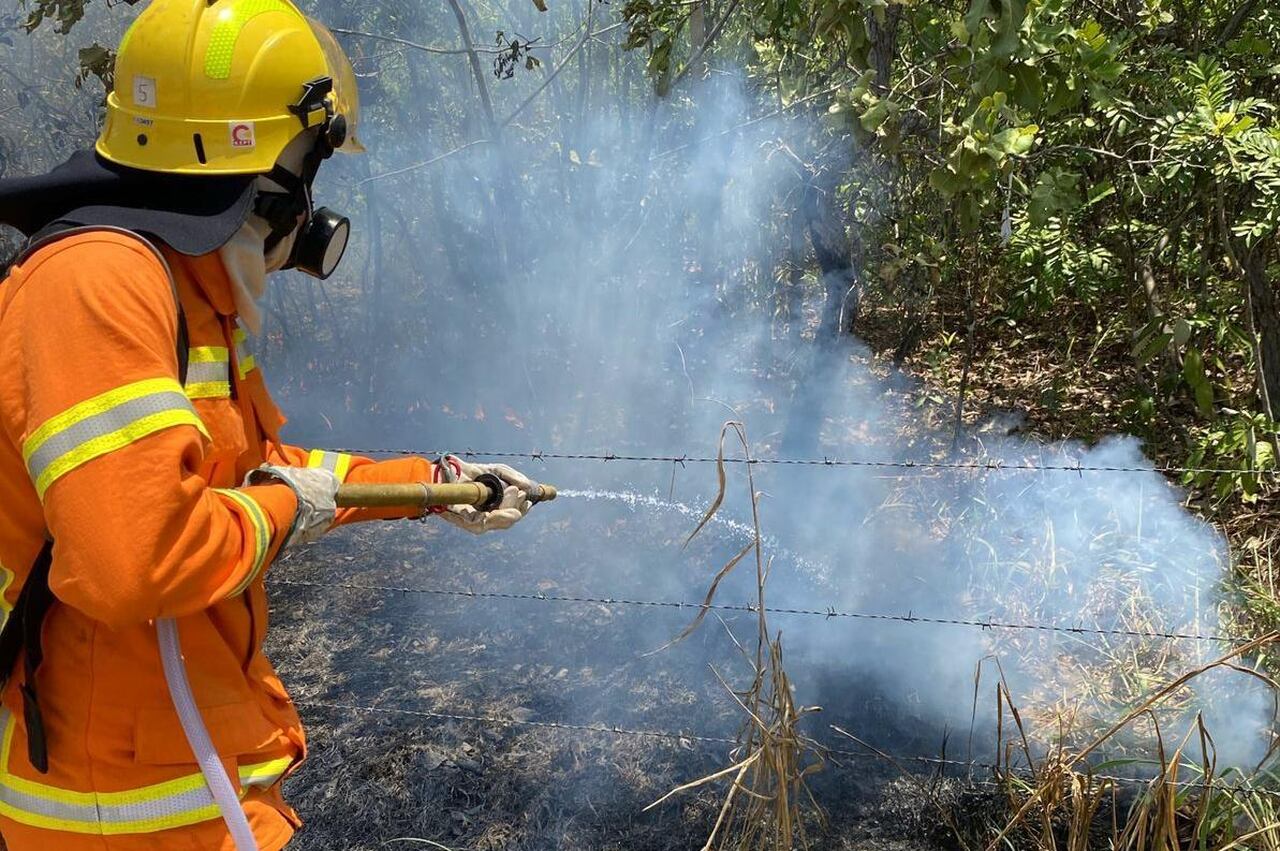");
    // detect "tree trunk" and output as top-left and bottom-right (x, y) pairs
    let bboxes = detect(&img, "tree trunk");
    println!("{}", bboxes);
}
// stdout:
(780, 156), (856, 456)
(445, 0), (499, 138)
(867, 6), (903, 90)
(1244, 244), (1280, 420)
(688, 1), (707, 81)
(447, 0), (518, 271)
(1141, 253), (1182, 374)
(783, 212), (807, 343)
(801, 162), (857, 342)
